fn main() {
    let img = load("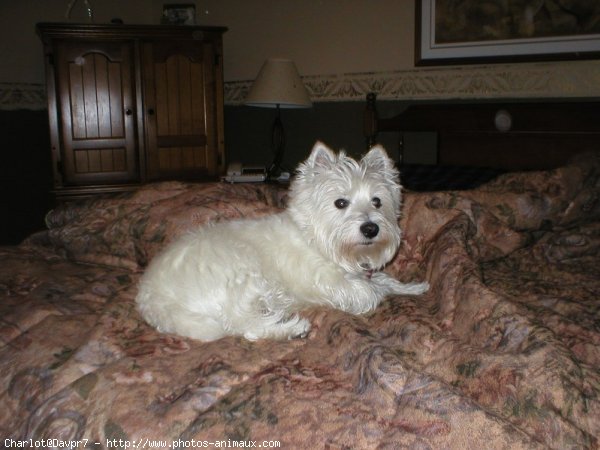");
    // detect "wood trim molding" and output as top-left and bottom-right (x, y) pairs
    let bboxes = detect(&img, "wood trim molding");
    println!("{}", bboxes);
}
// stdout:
(36, 22), (228, 41)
